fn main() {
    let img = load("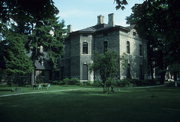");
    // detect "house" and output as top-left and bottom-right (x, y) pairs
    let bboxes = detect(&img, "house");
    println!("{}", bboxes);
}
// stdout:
(61, 13), (148, 82)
